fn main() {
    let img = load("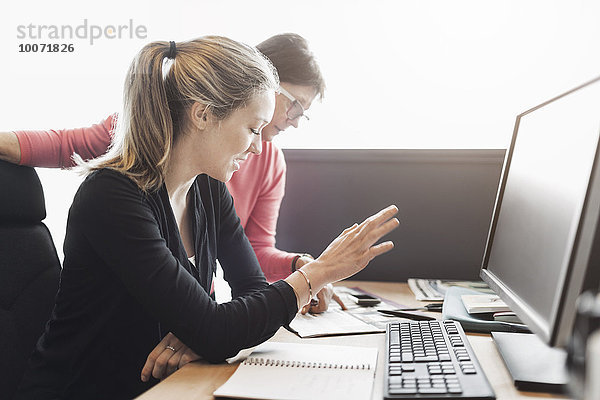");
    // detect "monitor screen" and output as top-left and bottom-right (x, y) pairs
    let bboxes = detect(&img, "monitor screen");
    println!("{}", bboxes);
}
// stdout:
(481, 76), (600, 347)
